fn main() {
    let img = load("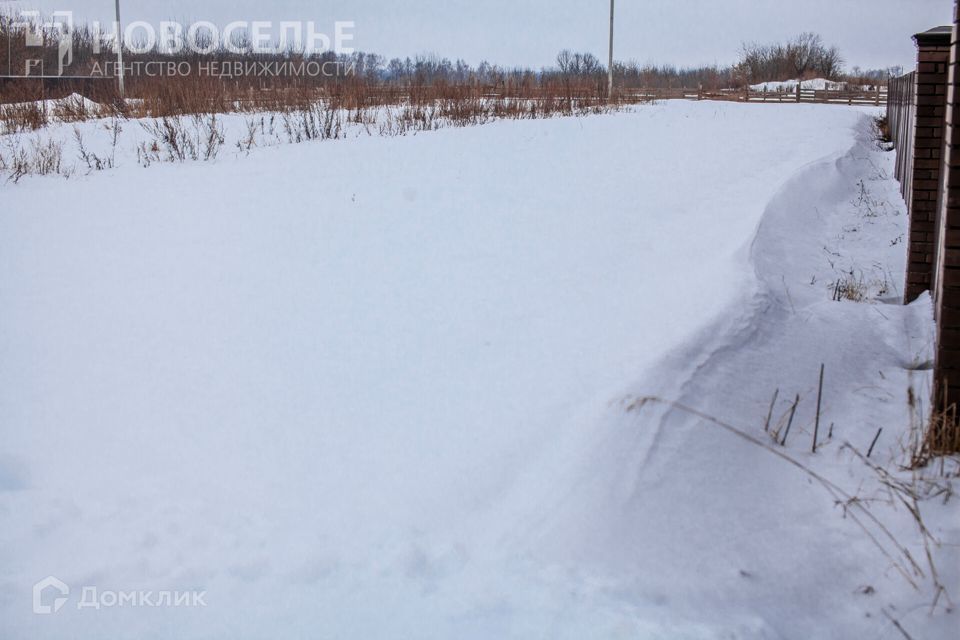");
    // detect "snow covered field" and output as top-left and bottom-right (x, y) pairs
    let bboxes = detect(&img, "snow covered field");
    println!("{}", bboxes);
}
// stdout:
(0, 101), (956, 638)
